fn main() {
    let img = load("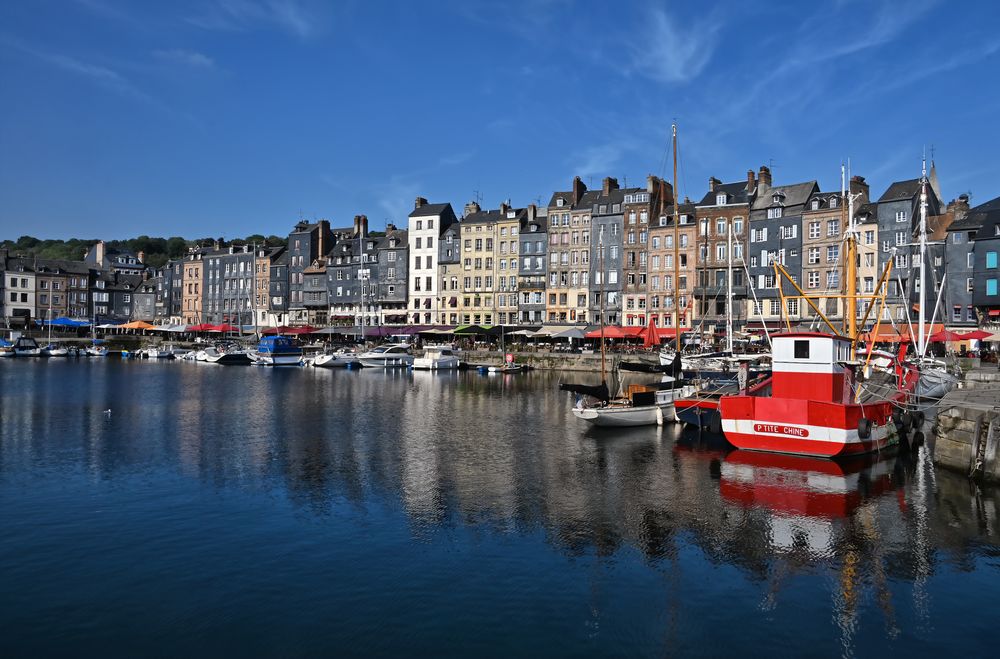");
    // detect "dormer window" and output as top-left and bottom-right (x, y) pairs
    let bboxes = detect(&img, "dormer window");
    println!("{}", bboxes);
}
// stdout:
(556, 198), (565, 207)
(811, 200), (820, 210)
(829, 197), (838, 208)
(767, 207), (783, 219)
(506, 211), (516, 219)
(716, 193), (727, 205)
(772, 194), (781, 204)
